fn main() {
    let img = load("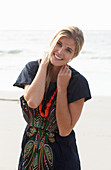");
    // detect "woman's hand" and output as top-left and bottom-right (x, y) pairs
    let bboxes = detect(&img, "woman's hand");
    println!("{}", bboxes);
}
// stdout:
(40, 51), (49, 67)
(57, 65), (71, 92)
